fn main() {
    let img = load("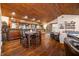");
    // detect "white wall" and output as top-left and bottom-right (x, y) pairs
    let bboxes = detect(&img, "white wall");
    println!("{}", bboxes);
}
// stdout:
(46, 19), (59, 32)
(58, 15), (79, 32)
(52, 24), (59, 32)
(58, 15), (79, 43)
(47, 15), (79, 44)
(47, 15), (79, 32)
